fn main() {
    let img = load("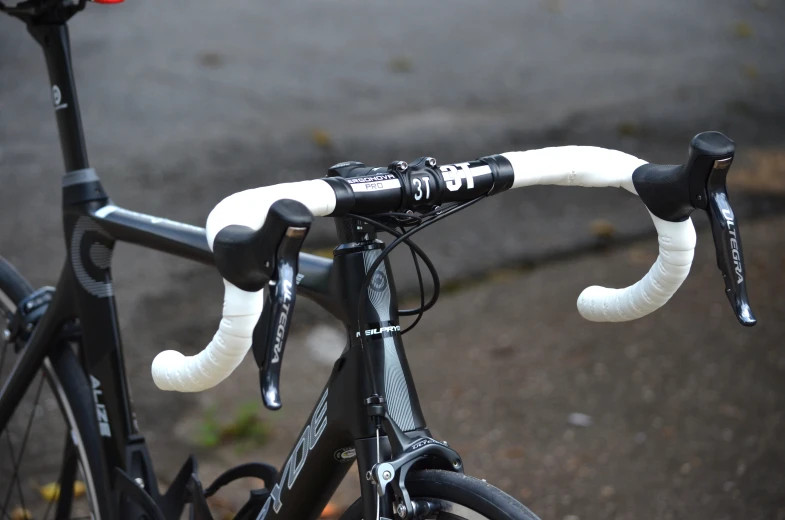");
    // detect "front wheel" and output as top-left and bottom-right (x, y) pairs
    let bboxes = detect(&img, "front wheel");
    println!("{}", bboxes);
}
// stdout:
(340, 470), (540, 520)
